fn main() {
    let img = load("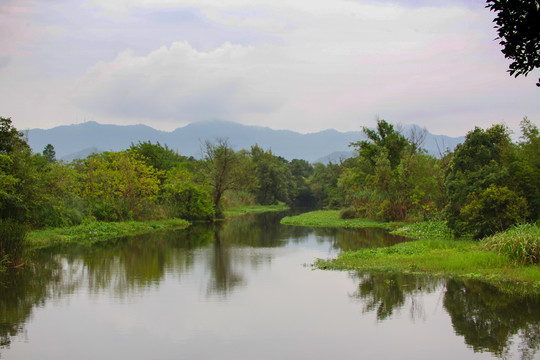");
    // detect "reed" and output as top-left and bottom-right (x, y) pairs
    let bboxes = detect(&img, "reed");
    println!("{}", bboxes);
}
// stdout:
(483, 223), (540, 265)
